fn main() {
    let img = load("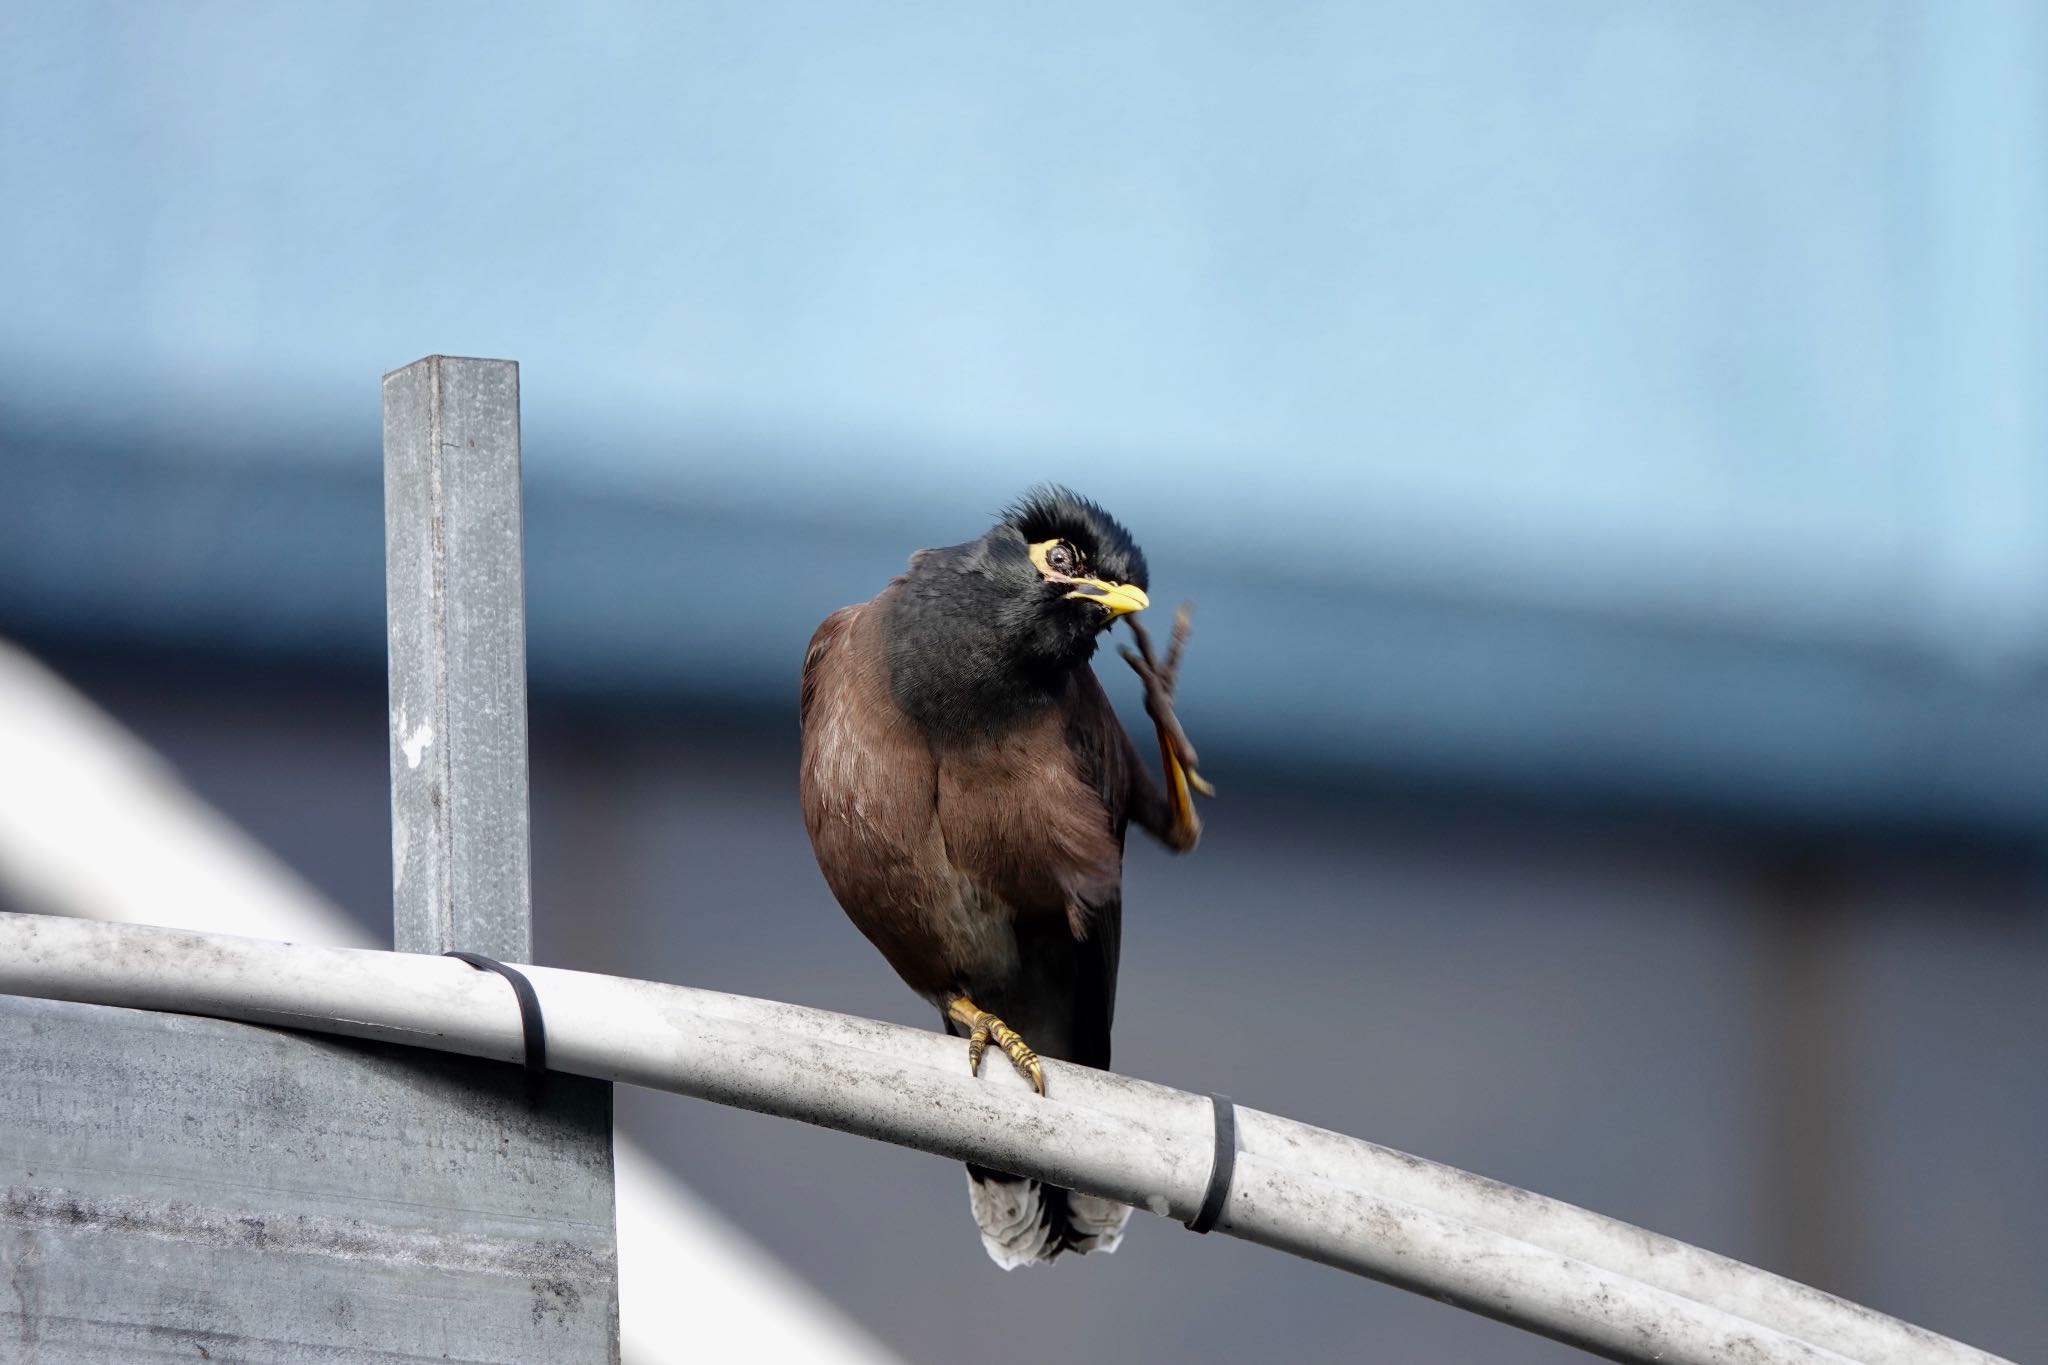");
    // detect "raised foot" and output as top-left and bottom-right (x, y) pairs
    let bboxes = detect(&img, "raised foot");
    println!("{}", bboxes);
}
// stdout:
(1121, 605), (1214, 853)
(946, 996), (1045, 1095)
(1121, 604), (1216, 799)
